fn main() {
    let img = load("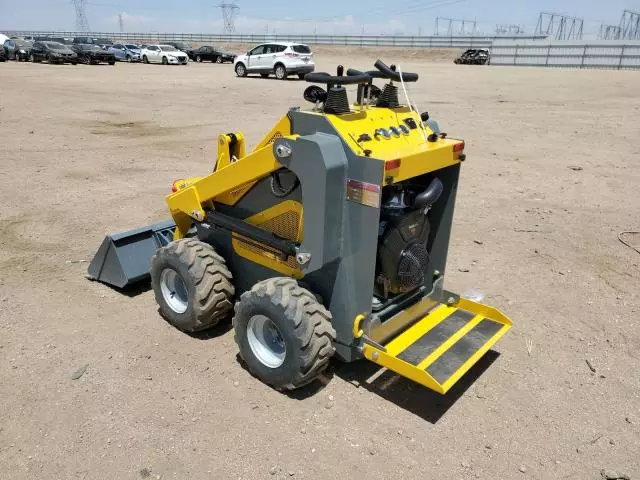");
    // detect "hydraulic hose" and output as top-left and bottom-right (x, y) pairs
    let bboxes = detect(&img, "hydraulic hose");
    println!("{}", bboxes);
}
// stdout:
(411, 178), (443, 209)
